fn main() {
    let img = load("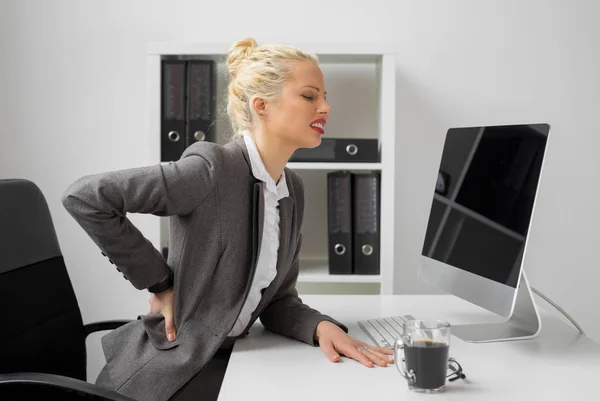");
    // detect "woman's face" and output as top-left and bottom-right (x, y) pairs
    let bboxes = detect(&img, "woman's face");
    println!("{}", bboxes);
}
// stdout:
(261, 60), (331, 150)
